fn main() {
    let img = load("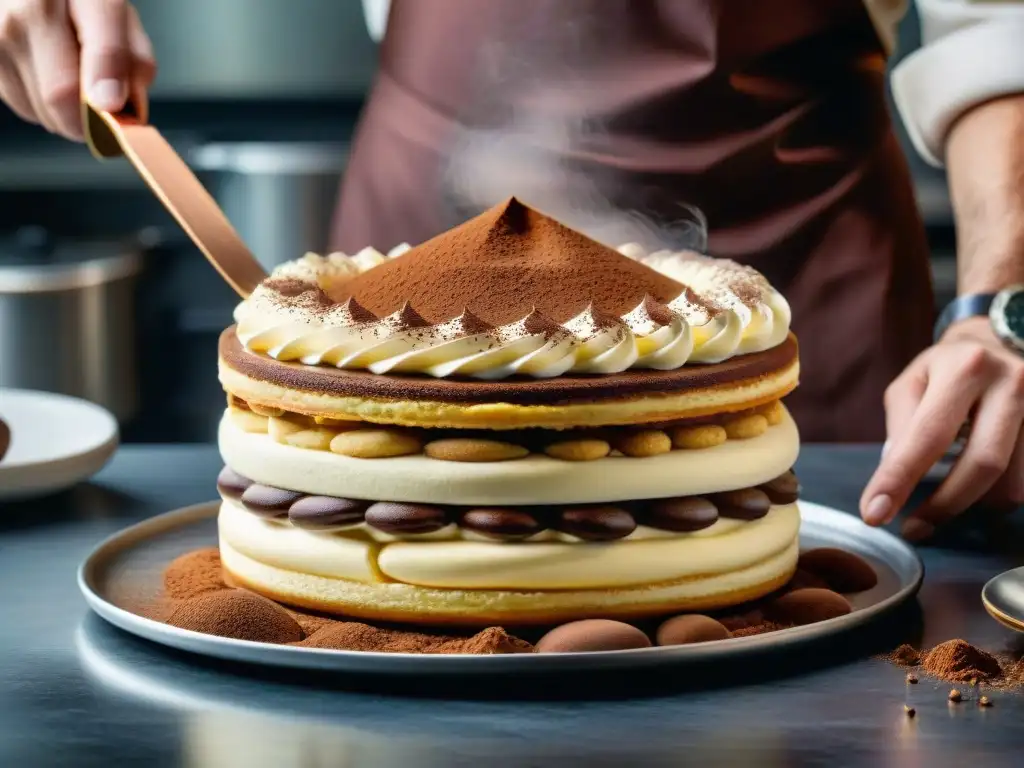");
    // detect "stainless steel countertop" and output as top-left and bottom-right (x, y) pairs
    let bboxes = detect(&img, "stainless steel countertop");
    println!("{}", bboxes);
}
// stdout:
(1, 445), (1023, 767)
